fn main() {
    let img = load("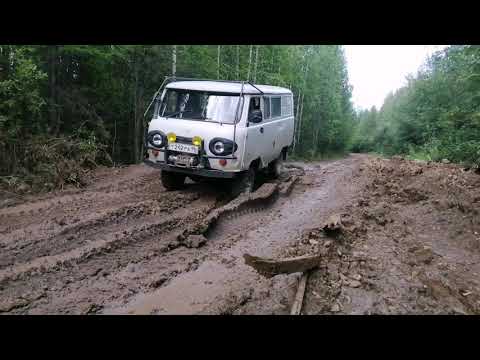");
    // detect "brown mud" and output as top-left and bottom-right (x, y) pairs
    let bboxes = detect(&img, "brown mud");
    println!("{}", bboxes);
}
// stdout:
(1, 154), (478, 314)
